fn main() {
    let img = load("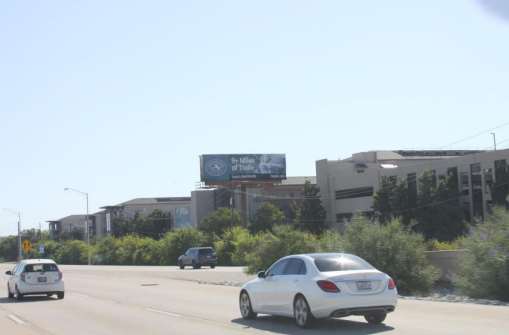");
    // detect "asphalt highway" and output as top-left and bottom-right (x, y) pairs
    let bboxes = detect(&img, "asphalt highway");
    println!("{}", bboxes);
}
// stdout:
(1, 264), (508, 335)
